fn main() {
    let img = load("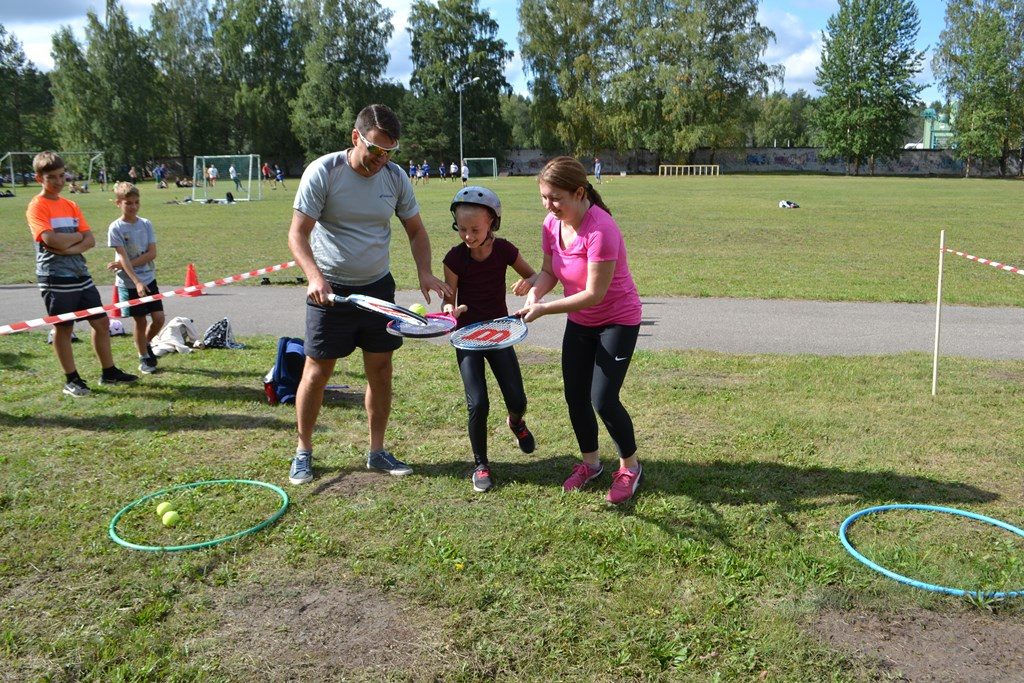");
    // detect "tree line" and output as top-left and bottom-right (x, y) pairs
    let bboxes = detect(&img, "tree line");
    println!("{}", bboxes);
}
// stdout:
(1, 0), (1022, 179)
